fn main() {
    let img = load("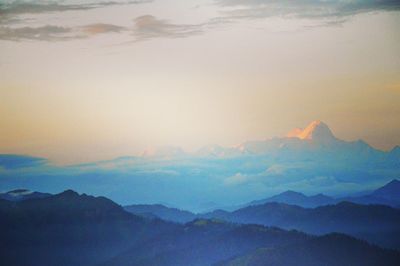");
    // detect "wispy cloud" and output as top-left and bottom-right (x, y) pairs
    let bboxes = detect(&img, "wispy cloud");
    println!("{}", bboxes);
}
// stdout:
(80, 23), (126, 36)
(0, 0), (151, 16)
(224, 172), (249, 186)
(1, 1), (398, 42)
(0, 0), (152, 28)
(133, 15), (203, 41)
(0, 23), (125, 41)
(0, 14), (205, 42)
(0, 25), (74, 41)
(0, 154), (47, 170)
(0, 1), (207, 42)
(215, 0), (400, 22)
